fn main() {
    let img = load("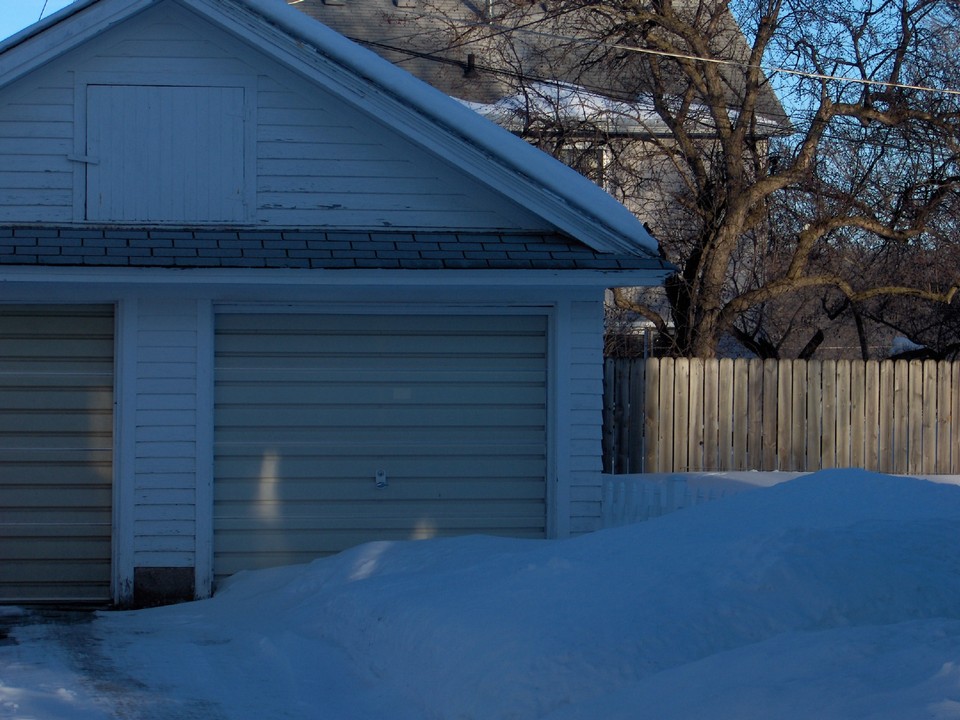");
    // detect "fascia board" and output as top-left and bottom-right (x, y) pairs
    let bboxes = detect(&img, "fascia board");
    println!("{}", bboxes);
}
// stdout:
(0, 265), (672, 289)
(181, 0), (659, 258)
(0, 0), (155, 90)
